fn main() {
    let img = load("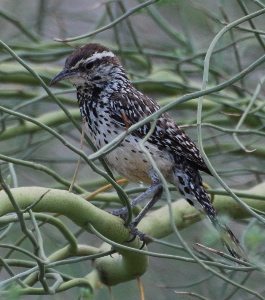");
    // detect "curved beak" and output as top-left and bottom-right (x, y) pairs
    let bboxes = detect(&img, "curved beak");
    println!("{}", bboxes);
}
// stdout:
(49, 69), (79, 86)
